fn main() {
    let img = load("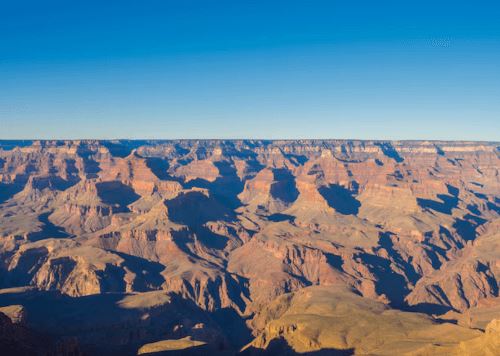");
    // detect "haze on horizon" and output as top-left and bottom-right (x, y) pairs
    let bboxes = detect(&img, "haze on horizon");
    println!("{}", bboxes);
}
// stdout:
(1, 1), (499, 141)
